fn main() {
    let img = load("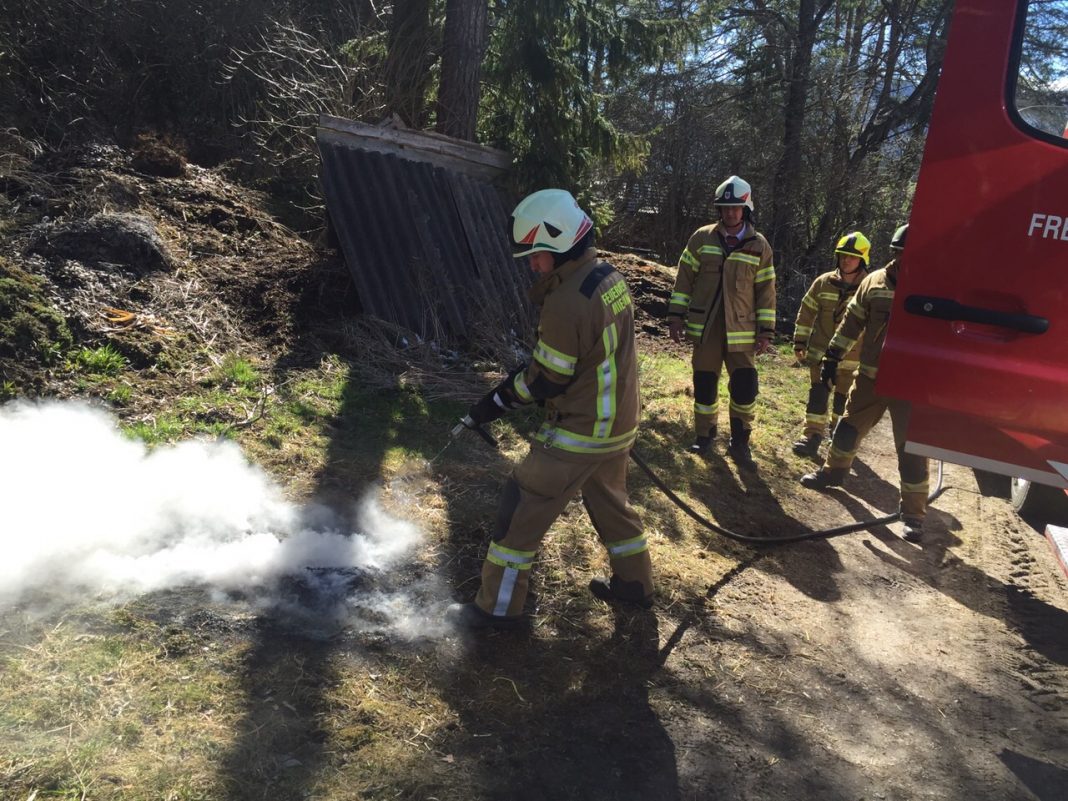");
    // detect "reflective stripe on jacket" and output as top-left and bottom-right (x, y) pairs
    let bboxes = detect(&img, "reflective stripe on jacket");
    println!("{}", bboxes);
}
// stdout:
(518, 249), (640, 461)
(793, 270), (863, 366)
(668, 222), (776, 352)
(826, 260), (898, 379)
